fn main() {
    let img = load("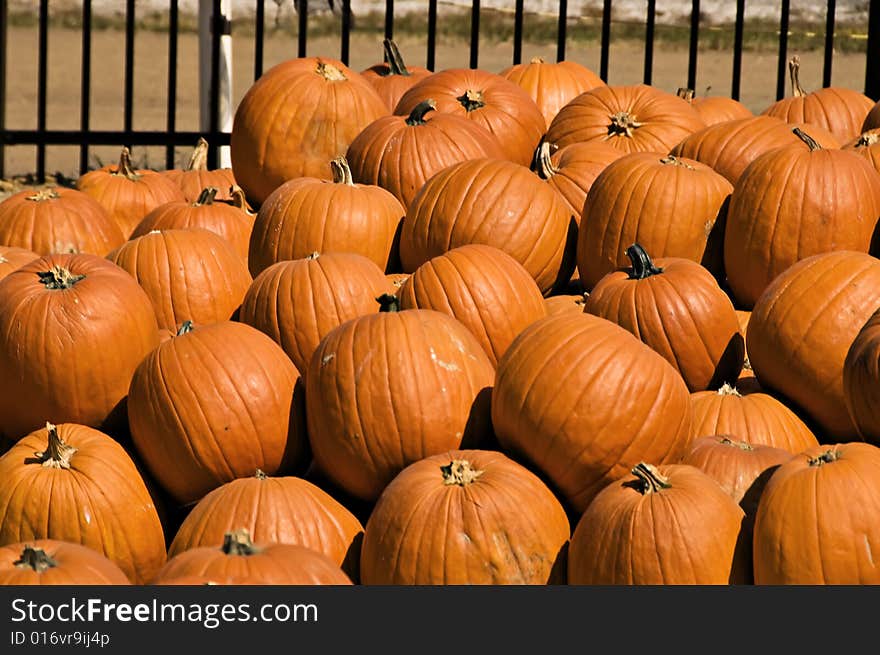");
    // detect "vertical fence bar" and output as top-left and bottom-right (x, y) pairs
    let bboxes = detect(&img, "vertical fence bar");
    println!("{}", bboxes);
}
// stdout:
(557, 0), (568, 62)
(731, 0), (745, 100)
(79, 0), (92, 174)
(868, 0), (880, 99)
(823, 0), (836, 88)
(385, 0), (394, 41)
(0, 0), (6, 179)
(687, 0), (700, 91)
(600, 0), (612, 82)
(512, 0), (524, 65)
(776, 0), (791, 100)
(341, 0), (351, 65)
(165, 0), (178, 171)
(254, 0), (264, 80)
(36, 0), (49, 181)
(470, 0), (480, 69)
(427, 0), (438, 70)
(124, 0), (135, 144)
(298, 0), (308, 58)
(209, 0), (222, 169)
(644, 0), (656, 85)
